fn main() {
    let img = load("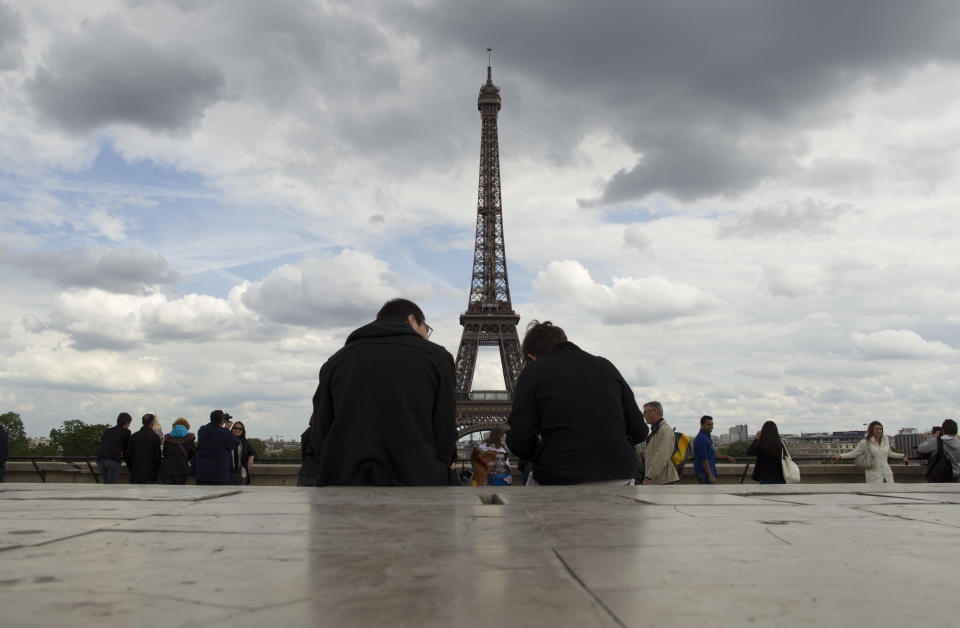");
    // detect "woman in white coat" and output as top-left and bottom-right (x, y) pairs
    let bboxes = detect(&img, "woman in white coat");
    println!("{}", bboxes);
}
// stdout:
(832, 421), (909, 483)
